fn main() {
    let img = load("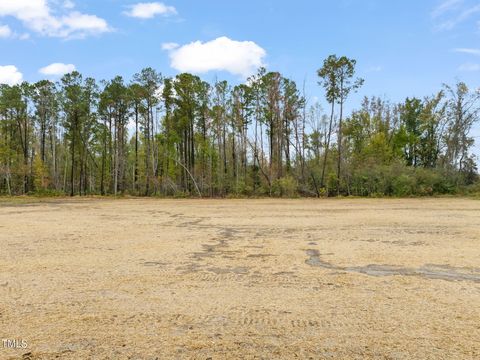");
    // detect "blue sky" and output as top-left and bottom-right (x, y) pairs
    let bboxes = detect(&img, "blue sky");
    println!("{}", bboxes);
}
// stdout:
(1, 0), (479, 153)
